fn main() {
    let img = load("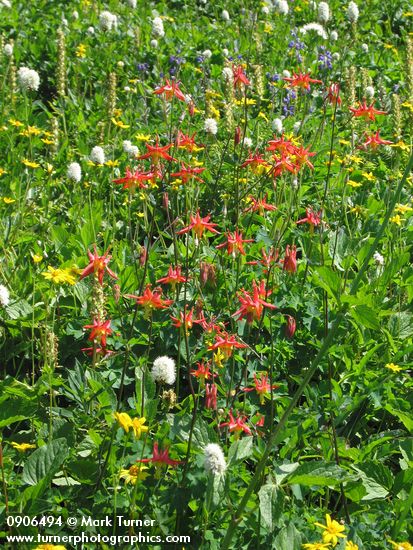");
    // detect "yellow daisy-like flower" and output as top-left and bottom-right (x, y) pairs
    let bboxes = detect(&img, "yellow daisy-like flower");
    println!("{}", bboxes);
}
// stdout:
(111, 118), (130, 129)
(395, 204), (413, 214)
(391, 140), (410, 151)
(41, 266), (76, 285)
(104, 160), (120, 168)
(114, 411), (133, 432)
(213, 348), (226, 369)
(389, 542), (413, 550)
(314, 514), (346, 546)
(258, 111), (269, 122)
(361, 171), (375, 181)
(119, 464), (149, 485)
(385, 363), (402, 372)
(135, 133), (151, 141)
(401, 101), (413, 112)
(11, 442), (36, 452)
(0, 168), (6, 176)
(76, 44), (87, 58)
(3, 197), (15, 204)
(302, 543), (331, 550)
(22, 159), (40, 168)
(9, 118), (24, 127)
(34, 545), (66, 550)
(347, 180), (362, 188)
(131, 417), (149, 439)
(345, 541), (359, 550)
(390, 214), (402, 226)
(31, 253), (43, 263)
